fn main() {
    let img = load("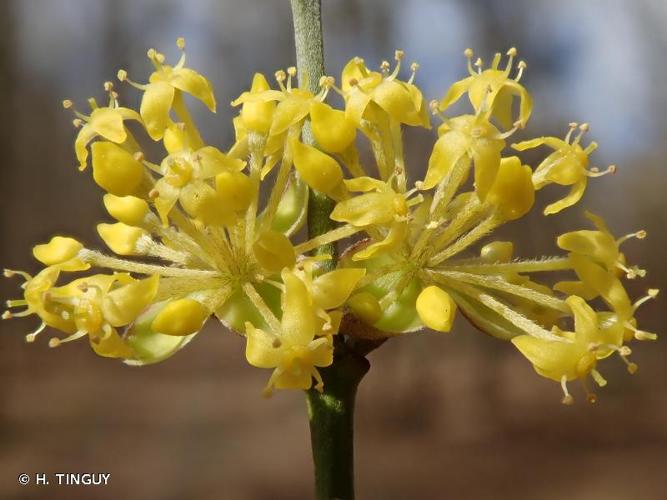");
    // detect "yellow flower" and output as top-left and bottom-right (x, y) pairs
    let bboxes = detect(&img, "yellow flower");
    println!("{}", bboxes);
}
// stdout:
(245, 269), (334, 396)
(118, 38), (216, 141)
(341, 51), (430, 128)
(150, 146), (246, 225)
(423, 114), (505, 197)
(330, 176), (418, 260)
(439, 48), (532, 129)
(557, 211), (646, 279)
(4, 267), (158, 358)
(513, 123), (616, 215)
(232, 67), (314, 137)
(64, 90), (141, 171)
(32, 236), (89, 272)
(512, 296), (610, 404)
(4, 41), (657, 404)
